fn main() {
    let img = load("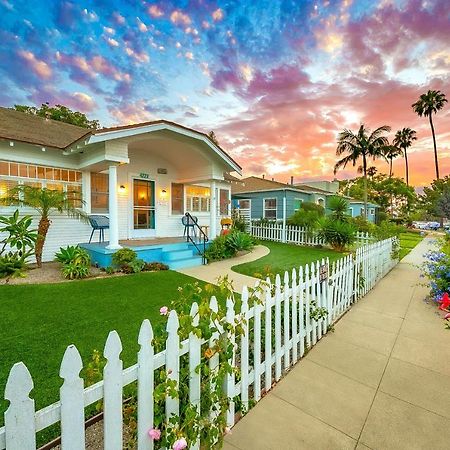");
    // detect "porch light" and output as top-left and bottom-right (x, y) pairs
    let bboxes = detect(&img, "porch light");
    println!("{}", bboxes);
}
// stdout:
(160, 188), (168, 199)
(118, 184), (126, 193)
